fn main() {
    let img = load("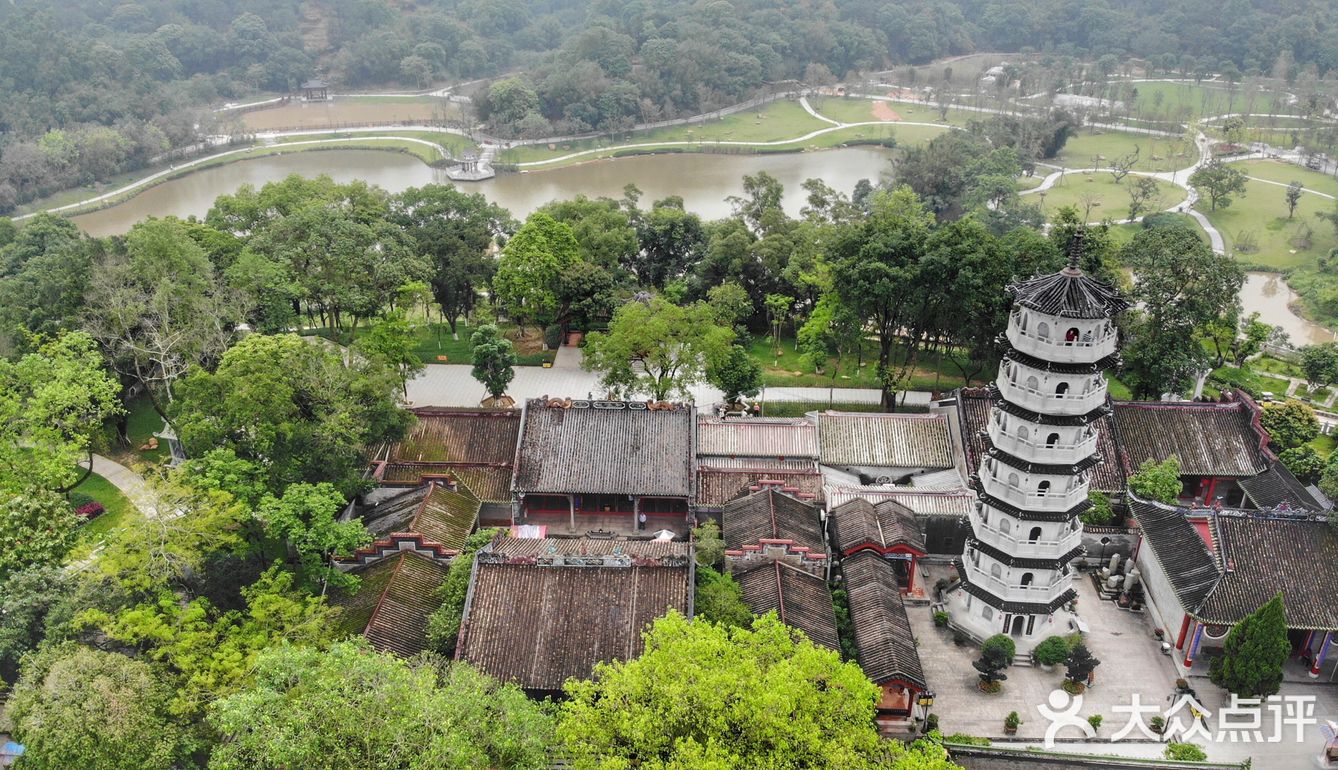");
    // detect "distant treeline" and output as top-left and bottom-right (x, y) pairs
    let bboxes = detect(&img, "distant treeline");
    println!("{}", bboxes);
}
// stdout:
(1, 0), (1335, 211)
